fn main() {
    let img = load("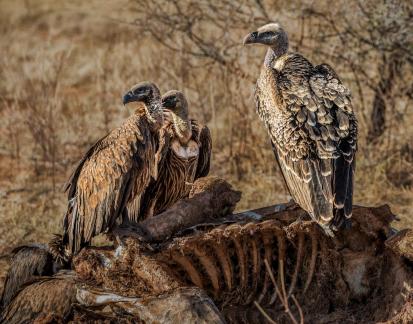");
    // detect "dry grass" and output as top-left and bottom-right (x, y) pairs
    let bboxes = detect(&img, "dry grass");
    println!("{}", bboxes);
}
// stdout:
(0, 0), (412, 291)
